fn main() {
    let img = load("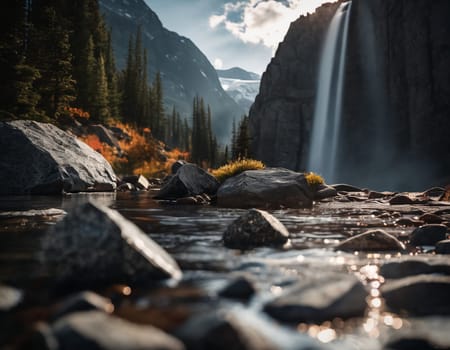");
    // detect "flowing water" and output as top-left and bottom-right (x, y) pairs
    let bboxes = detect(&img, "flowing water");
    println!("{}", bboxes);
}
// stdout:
(308, 1), (352, 182)
(2, 191), (447, 349)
